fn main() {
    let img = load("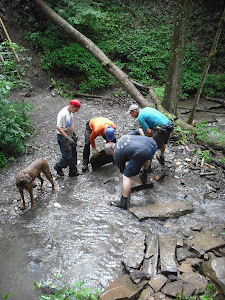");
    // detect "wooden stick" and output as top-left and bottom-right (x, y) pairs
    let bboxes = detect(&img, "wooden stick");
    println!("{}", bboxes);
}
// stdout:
(0, 17), (20, 62)
(71, 92), (113, 100)
(0, 53), (4, 62)
(200, 171), (216, 176)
